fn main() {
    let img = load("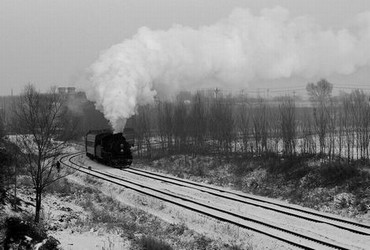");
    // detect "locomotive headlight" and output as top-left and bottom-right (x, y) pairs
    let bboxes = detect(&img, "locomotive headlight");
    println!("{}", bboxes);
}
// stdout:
(121, 149), (124, 152)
